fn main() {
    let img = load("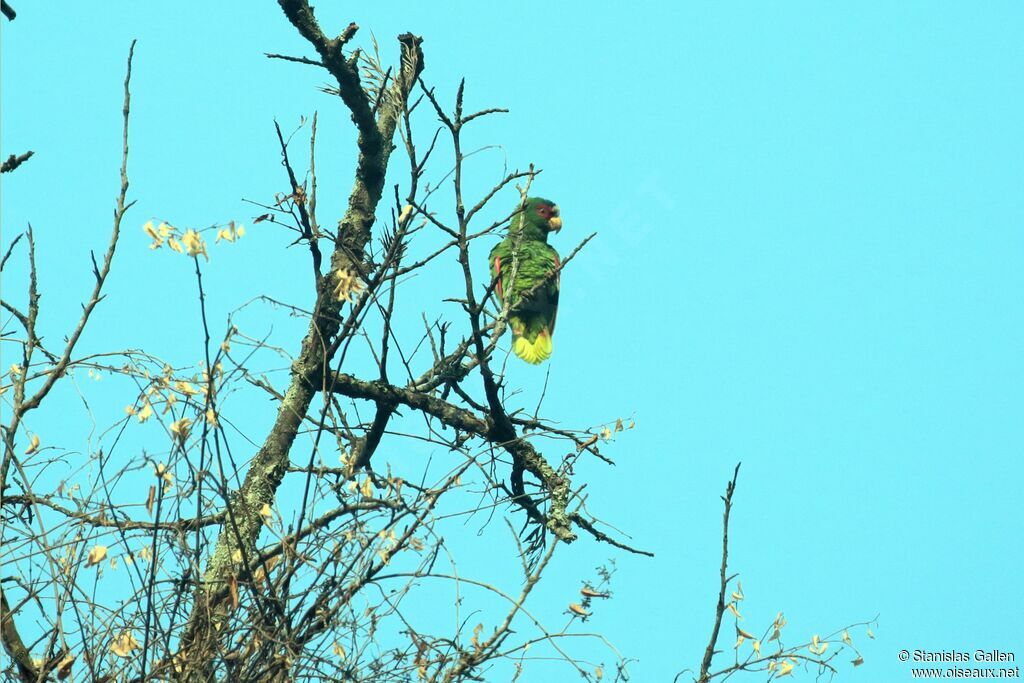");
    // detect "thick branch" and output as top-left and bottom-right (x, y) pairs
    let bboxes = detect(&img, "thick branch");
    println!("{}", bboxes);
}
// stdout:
(181, 13), (424, 670)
